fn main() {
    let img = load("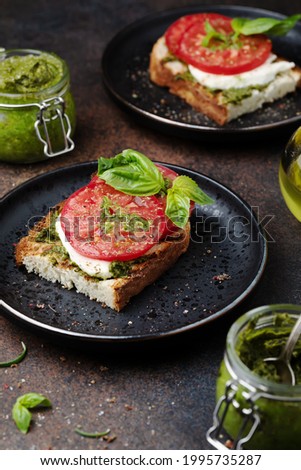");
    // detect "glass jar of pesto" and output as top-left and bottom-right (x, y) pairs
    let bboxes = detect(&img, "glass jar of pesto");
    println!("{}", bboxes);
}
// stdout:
(207, 304), (301, 450)
(0, 48), (76, 163)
